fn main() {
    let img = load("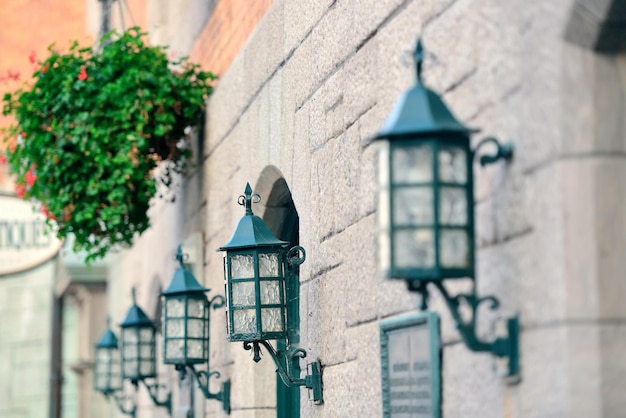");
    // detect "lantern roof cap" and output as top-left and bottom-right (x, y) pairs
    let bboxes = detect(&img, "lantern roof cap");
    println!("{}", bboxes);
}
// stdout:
(218, 183), (289, 251)
(163, 246), (209, 296)
(120, 288), (155, 329)
(373, 39), (478, 141)
(96, 320), (119, 349)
